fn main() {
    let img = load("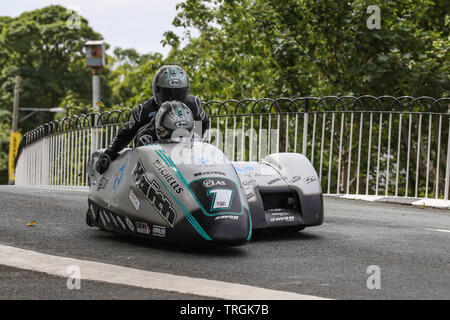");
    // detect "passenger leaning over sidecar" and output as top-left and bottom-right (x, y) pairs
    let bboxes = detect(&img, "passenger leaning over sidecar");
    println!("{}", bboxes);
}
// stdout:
(133, 100), (196, 146)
